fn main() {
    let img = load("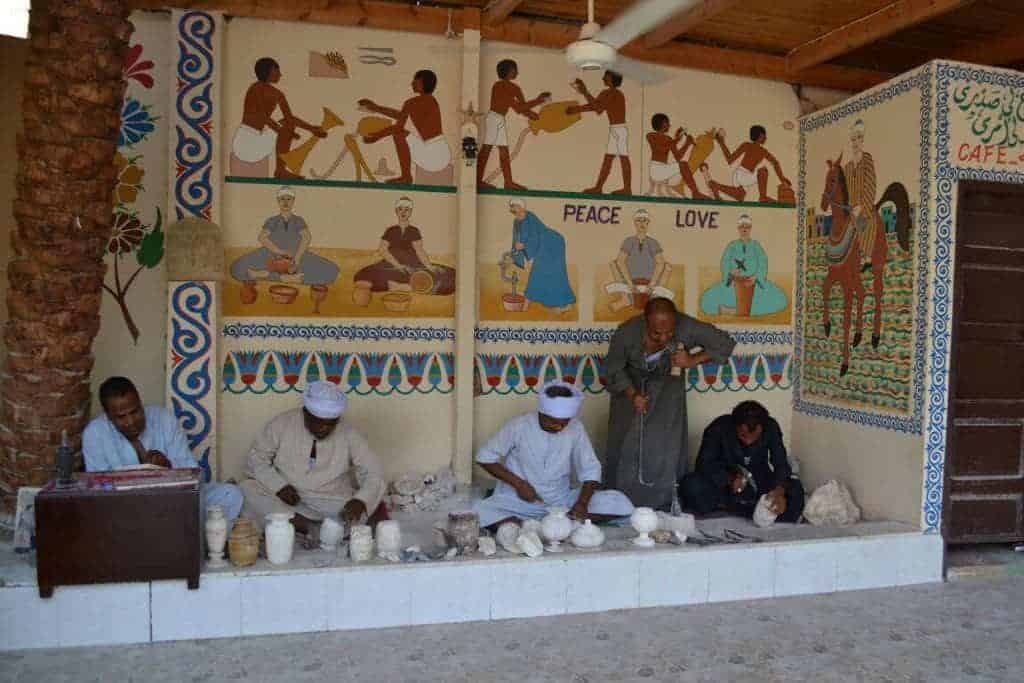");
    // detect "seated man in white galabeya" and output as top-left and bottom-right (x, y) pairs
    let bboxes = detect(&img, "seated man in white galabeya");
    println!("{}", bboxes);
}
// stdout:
(474, 381), (634, 530)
